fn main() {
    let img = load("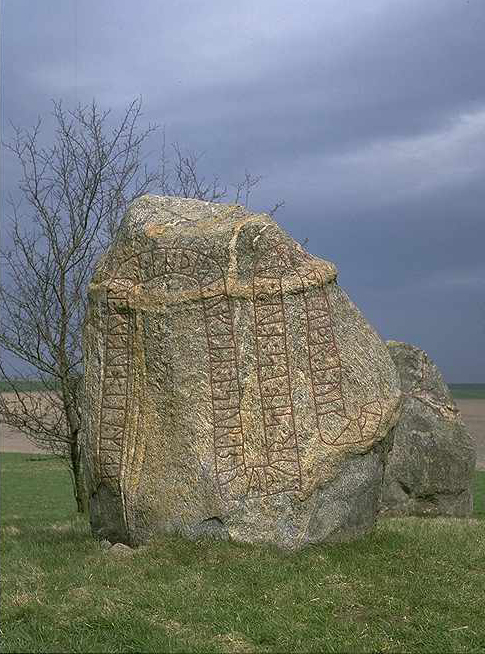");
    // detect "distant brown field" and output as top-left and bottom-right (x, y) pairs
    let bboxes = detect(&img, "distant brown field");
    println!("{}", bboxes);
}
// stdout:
(0, 391), (61, 454)
(1, 394), (484, 469)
